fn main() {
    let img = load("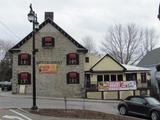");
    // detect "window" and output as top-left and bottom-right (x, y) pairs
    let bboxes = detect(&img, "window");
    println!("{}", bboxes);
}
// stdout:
(67, 72), (79, 84)
(141, 73), (146, 83)
(18, 53), (31, 65)
(111, 75), (116, 81)
(118, 74), (123, 81)
(42, 36), (54, 48)
(126, 73), (137, 81)
(130, 97), (146, 104)
(104, 75), (109, 81)
(97, 75), (103, 82)
(85, 57), (89, 63)
(18, 72), (31, 85)
(67, 53), (79, 65)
